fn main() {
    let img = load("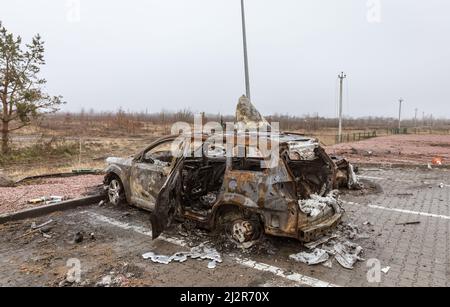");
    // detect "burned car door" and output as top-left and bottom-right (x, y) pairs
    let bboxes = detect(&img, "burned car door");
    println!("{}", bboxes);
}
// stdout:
(130, 140), (173, 210)
(150, 155), (184, 239)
